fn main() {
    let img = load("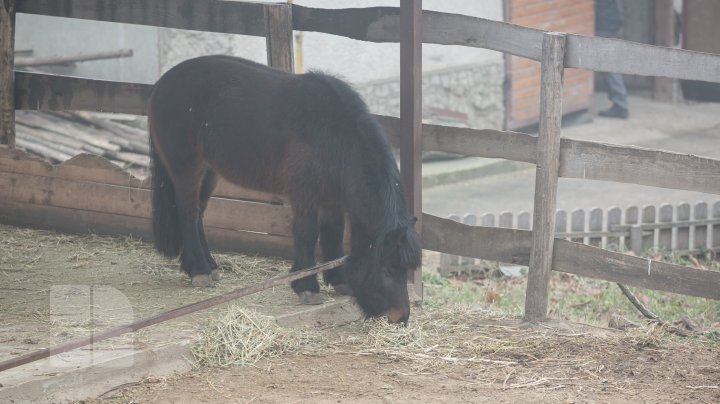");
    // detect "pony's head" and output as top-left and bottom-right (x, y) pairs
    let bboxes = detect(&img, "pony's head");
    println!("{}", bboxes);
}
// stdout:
(346, 219), (421, 324)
